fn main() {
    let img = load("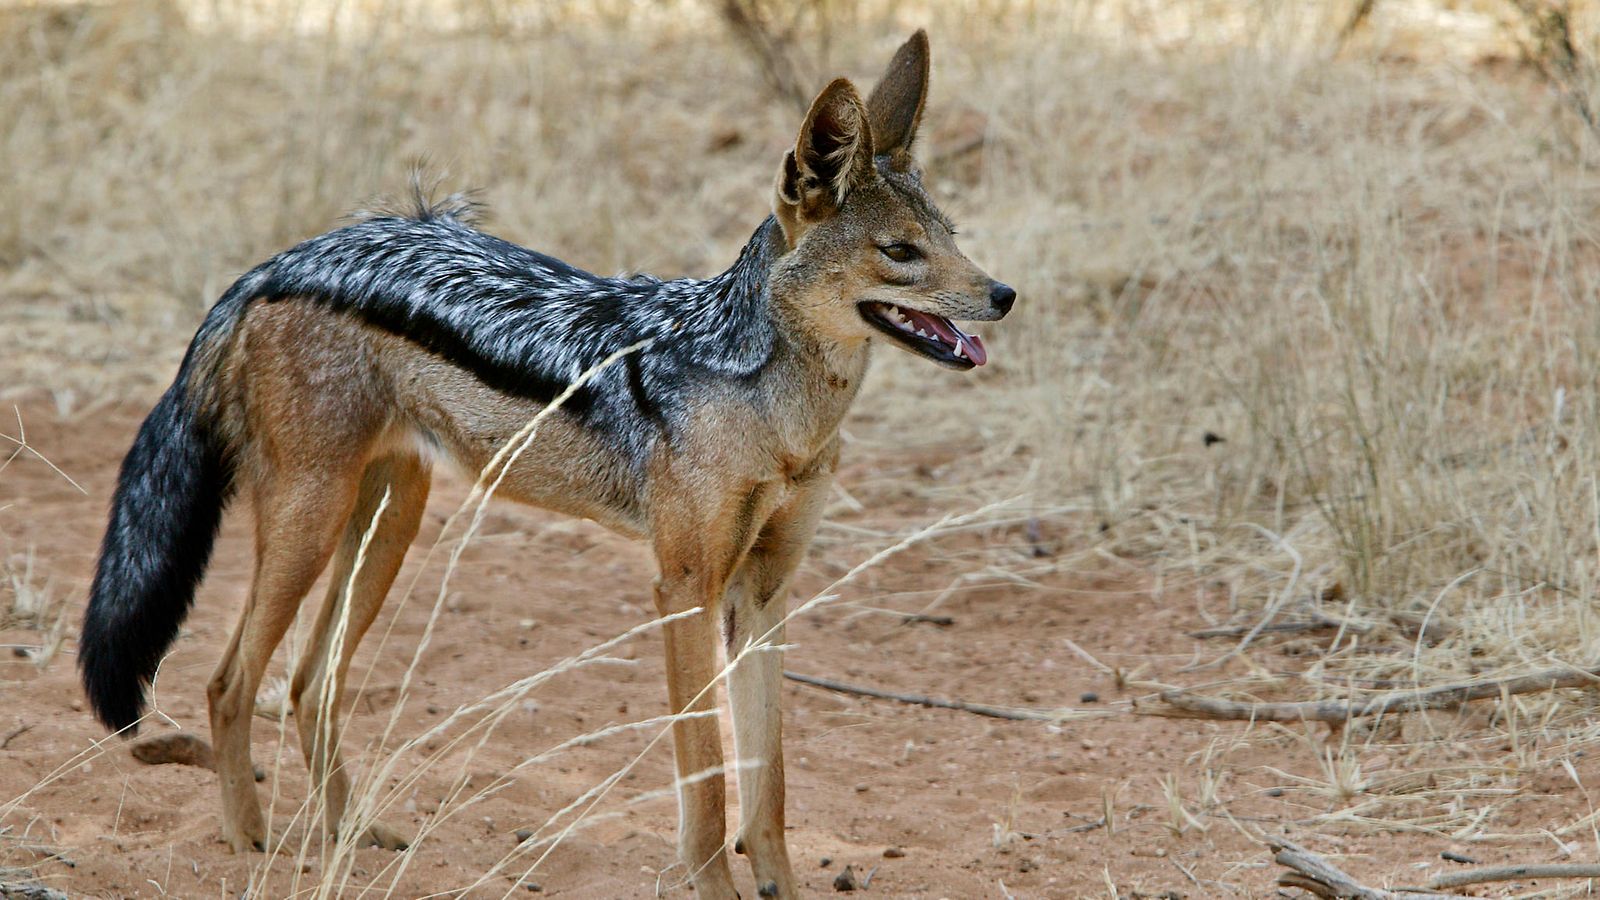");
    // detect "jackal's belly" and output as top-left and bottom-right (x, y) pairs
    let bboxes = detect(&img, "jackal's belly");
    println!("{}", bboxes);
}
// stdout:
(417, 413), (650, 540)
(406, 376), (649, 534)
(372, 330), (652, 539)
